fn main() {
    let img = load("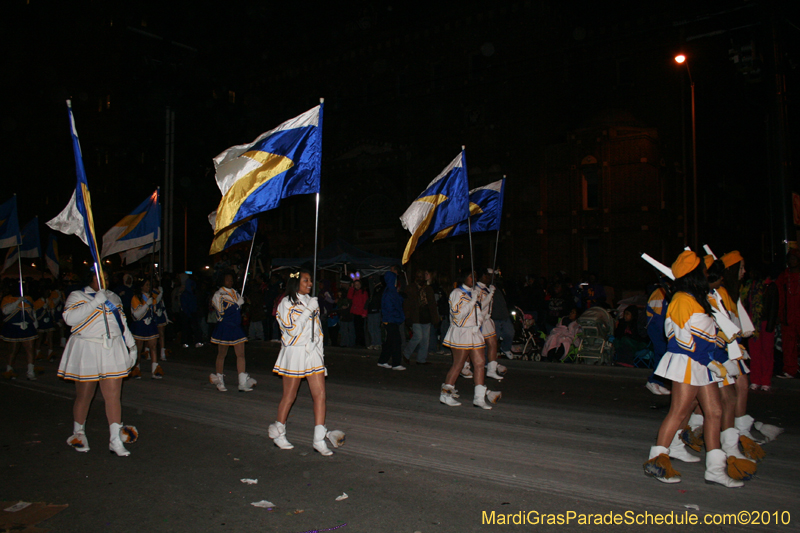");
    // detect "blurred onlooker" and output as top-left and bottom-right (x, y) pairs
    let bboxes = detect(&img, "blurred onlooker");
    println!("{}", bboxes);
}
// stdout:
(366, 275), (384, 350)
(491, 276), (515, 358)
(180, 276), (204, 348)
(378, 271), (405, 370)
(775, 249), (800, 379)
(348, 279), (369, 347)
(318, 280), (335, 346)
(337, 289), (354, 347)
(403, 269), (439, 364)
(742, 269), (778, 391)
(246, 274), (266, 341)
